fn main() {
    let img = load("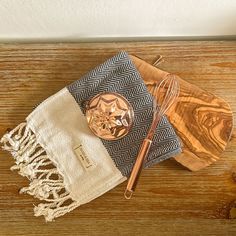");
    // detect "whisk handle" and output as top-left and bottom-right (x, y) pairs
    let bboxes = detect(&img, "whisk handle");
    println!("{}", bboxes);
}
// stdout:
(124, 138), (152, 199)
